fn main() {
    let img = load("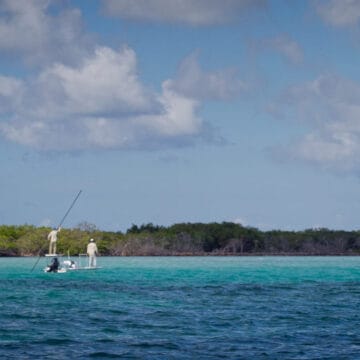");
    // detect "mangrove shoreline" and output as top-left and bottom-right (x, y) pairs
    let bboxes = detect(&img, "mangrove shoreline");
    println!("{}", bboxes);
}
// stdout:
(1, 222), (360, 257)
